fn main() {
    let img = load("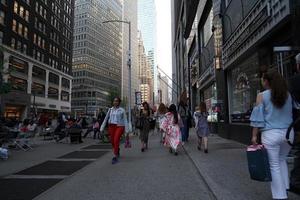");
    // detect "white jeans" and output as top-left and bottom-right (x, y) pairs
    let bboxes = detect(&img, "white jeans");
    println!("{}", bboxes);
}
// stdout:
(262, 129), (293, 199)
